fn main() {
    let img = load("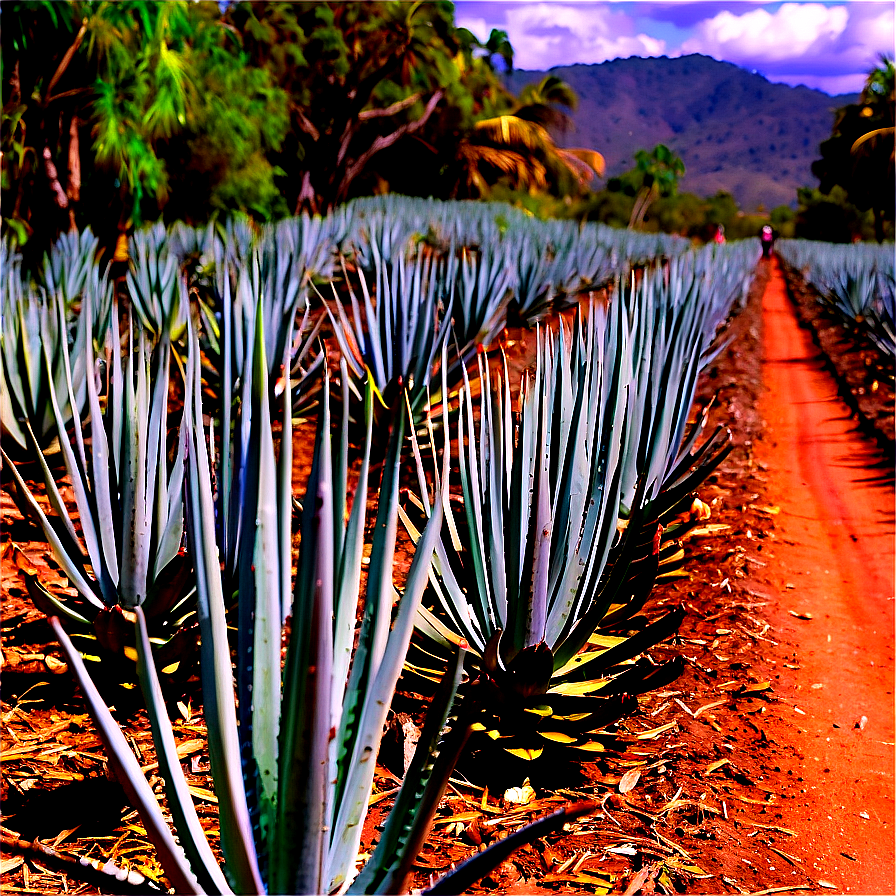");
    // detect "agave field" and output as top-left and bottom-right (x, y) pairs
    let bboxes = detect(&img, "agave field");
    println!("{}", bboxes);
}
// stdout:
(0, 201), (892, 896)
(776, 239), (895, 452)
